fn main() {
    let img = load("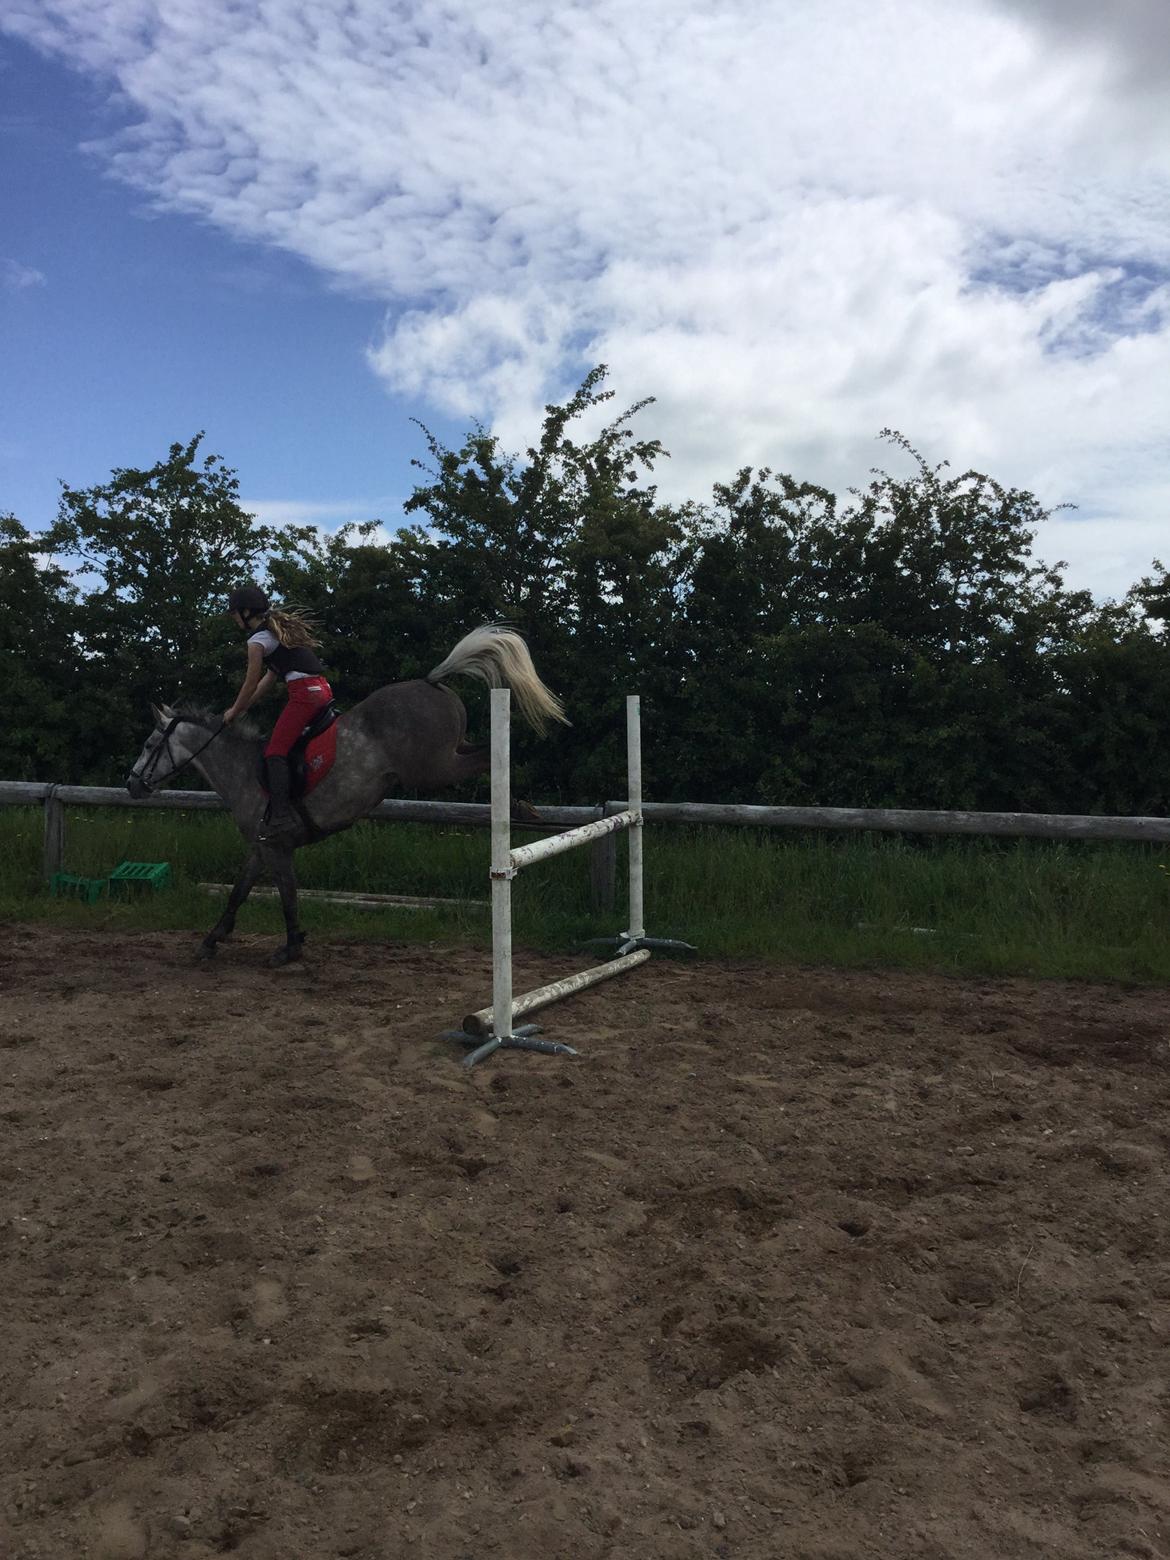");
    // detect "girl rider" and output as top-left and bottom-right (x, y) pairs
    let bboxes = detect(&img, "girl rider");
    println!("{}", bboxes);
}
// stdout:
(225, 585), (333, 840)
